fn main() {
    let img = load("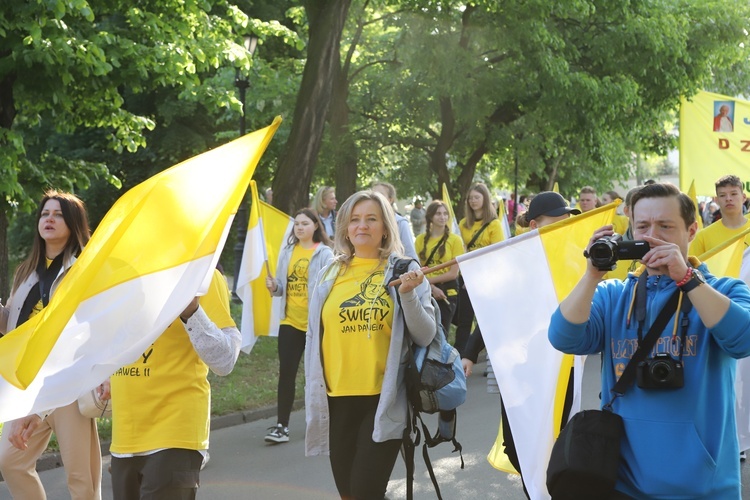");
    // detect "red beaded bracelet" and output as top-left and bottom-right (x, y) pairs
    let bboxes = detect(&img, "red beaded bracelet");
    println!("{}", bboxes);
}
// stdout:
(676, 267), (693, 287)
